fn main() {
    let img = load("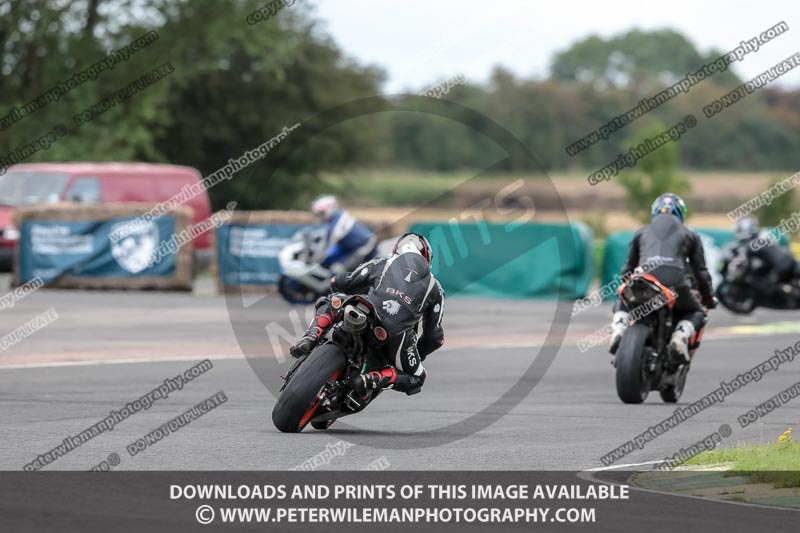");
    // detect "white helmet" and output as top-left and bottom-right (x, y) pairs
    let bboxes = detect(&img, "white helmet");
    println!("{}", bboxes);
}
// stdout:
(734, 216), (760, 242)
(311, 195), (339, 222)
